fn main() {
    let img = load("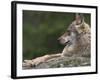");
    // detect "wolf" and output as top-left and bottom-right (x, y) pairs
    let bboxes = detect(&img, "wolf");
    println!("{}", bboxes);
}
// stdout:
(58, 13), (91, 57)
